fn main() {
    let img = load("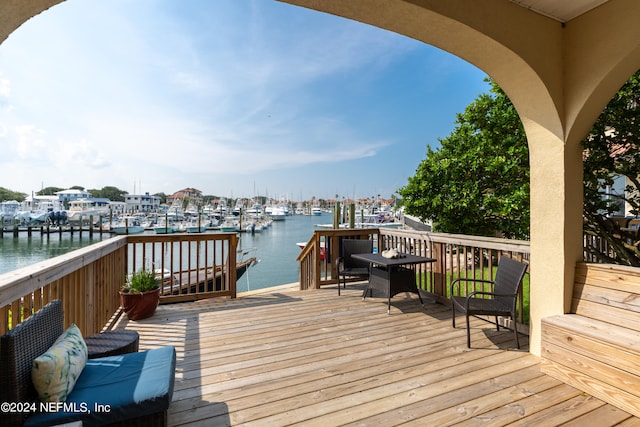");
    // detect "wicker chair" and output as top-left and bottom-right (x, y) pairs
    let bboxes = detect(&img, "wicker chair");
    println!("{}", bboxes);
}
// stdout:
(450, 257), (528, 349)
(0, 301), (64, 427)
(0, 300), (175, 427)
(335, 239), (373, 295)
